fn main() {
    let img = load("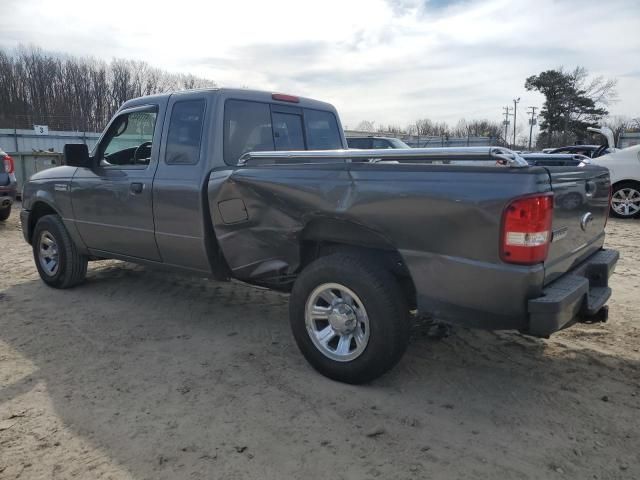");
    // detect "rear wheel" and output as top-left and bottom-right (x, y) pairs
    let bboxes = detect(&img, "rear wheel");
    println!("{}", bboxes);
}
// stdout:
(0, 206), (10, 221)
(32, 214), (88, 288)
(610, 181), (640, 219)
(289, 252), (410, 384)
